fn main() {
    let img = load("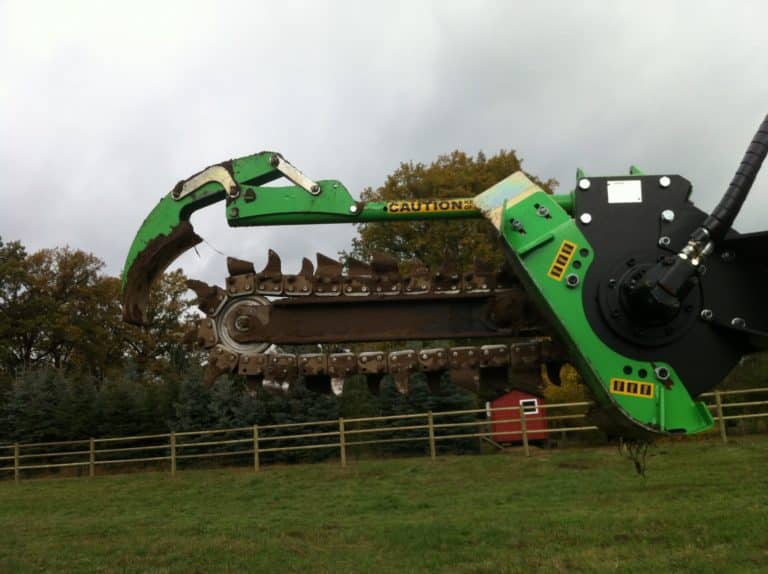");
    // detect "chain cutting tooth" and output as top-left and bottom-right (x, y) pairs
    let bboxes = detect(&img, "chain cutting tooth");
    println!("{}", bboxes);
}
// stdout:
(417, 348), (448, 393)
(195, 317), (218, 348)
(358, 351), (388, 395)
(495, 261), (518, 290)
(226, 257), (256, 297)
(329, 352), (358, 377)
(404, 258), (431, 294)
(315, 253), (343, 296)
(299, 353), (331, 394)
(204, 345), (239, 385)
(464, 259), (496, 293)
(238, 353), (267, 376)
(265, 353), (297, 383)
(434, 261), (462, 294)
(285, 257), (314, 295)
(448, 346), (481, 392)
(256, 249), (283, 295)
(343, 258), (372, 296)
(370, 252), (402, 295)
(187, 279), (227, 315)
(227, 257), (255, 276)
(389, 349), (418, 393)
